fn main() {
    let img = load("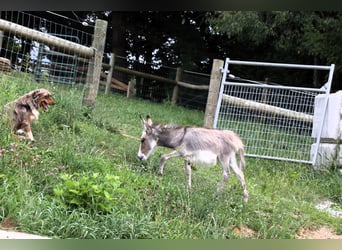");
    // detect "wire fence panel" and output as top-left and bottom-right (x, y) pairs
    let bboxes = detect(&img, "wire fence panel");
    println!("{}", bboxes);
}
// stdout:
(179, 70), (210, 110)
(0, 11), (93, 85)
(1, 12), (210, 111)
(214, 58), (334, 164)
(34, 34), (80, 85)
